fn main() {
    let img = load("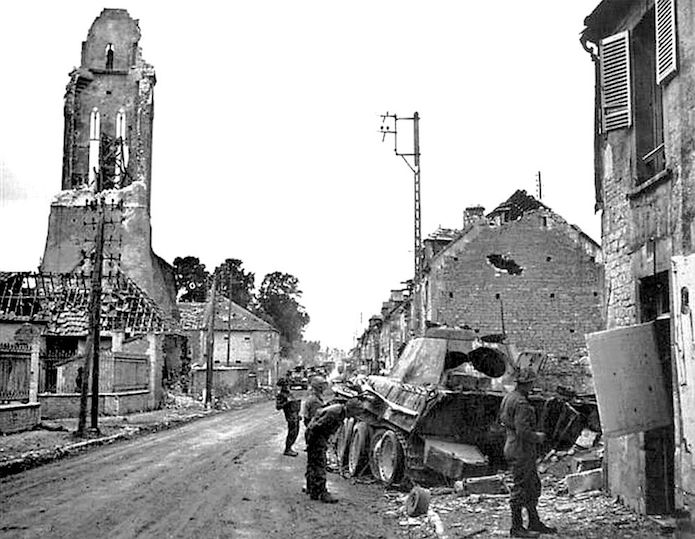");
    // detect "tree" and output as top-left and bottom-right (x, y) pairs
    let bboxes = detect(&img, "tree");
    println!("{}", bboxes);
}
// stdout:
(214, 258), (255, 308)
(173, 256), (210, 302)
(256, 272), (310, 357)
